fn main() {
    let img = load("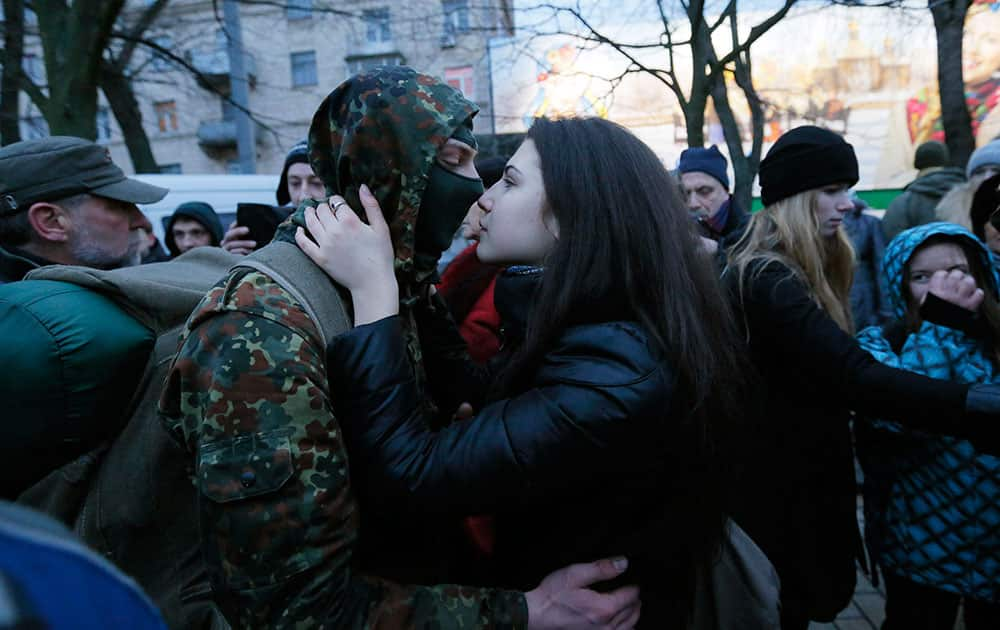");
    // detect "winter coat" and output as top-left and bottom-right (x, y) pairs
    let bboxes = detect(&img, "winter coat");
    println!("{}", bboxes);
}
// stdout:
(843, 203), (892, 329)
(437, 242), (502, 363)
(724, 258), (972, 622)
(327, 267), (705, 628)
(0, 280), (154, 498)
(883, 167), (966, 241)
(159, 67), (528, 628)
(164, 202), (224, 257)
(855, 222), (1000, 603)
